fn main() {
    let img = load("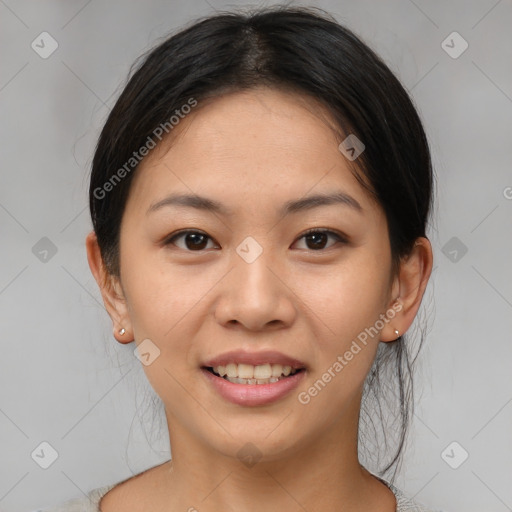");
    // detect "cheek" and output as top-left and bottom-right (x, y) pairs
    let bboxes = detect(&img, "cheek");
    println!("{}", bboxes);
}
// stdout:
(291, 252), (390, 348)
(124, 266), (204, 339)
(122, 265), (205, 402)
(293, 257), (389, 415)
(121, 245), (228, 370)
(121, 230), (193, 327)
